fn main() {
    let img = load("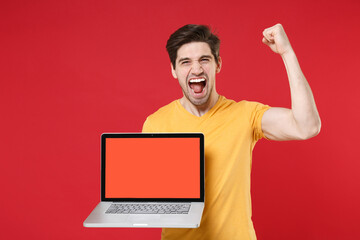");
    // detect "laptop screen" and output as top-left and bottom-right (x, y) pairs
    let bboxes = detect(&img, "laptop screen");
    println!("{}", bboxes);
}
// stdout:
(101, 133), (204, 202)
